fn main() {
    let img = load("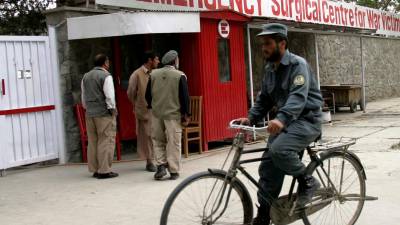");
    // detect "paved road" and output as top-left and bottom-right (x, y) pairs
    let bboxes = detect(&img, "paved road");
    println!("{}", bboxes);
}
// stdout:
(0, 98), (400, 225)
